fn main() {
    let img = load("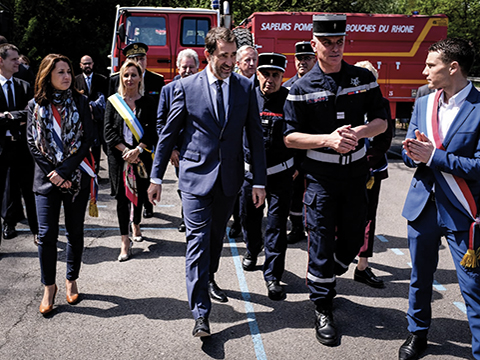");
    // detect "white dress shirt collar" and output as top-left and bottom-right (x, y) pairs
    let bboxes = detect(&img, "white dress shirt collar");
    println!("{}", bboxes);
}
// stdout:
(437, 81), (473, 144)
(0, 73), (13, 87)
(439, 81), (472, 109)
(205, 65), (230, 87)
